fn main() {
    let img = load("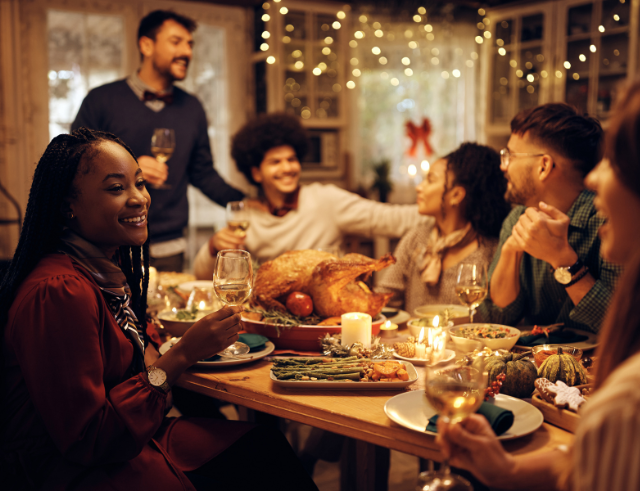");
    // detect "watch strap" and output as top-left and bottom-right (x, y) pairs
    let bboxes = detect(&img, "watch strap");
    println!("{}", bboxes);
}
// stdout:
(564, 266), (589, 288)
